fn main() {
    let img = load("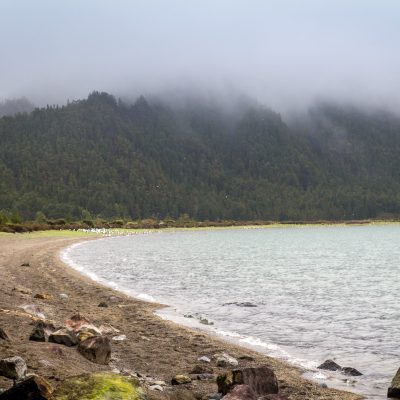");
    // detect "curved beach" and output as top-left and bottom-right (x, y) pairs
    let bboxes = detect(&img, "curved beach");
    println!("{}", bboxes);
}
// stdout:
(0, 234), (361, 399)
